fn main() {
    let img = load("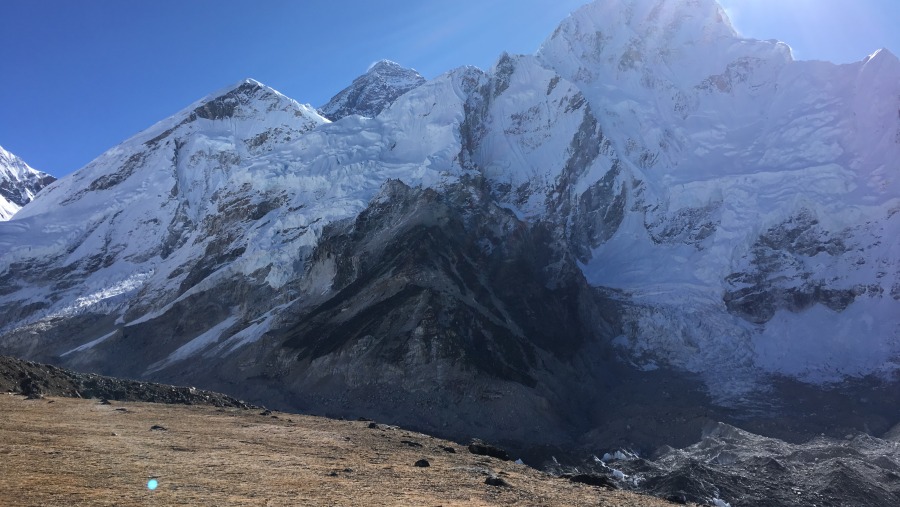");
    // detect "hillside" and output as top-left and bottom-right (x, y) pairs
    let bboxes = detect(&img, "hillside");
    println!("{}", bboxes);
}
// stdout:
(4, 355), (899, 506)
